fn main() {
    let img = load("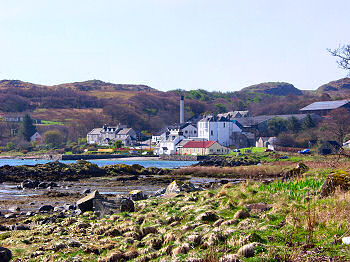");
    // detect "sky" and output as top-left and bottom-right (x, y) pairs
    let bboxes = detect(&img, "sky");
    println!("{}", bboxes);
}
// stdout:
(0, 0), (349, 92)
